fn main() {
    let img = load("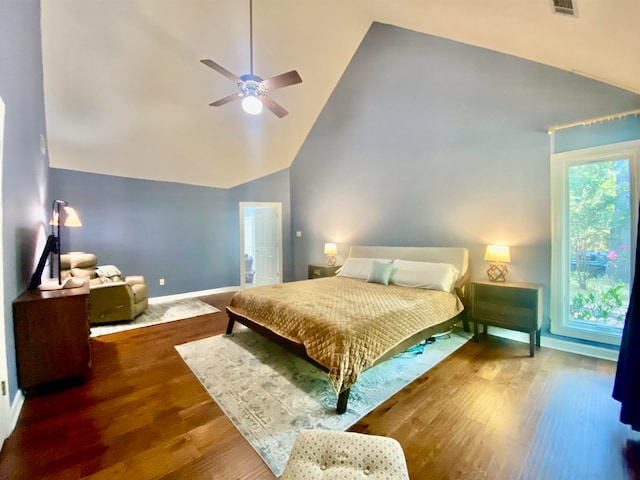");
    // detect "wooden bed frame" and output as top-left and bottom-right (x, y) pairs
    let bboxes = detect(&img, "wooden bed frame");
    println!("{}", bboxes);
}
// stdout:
(226, 246), (471, 414)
